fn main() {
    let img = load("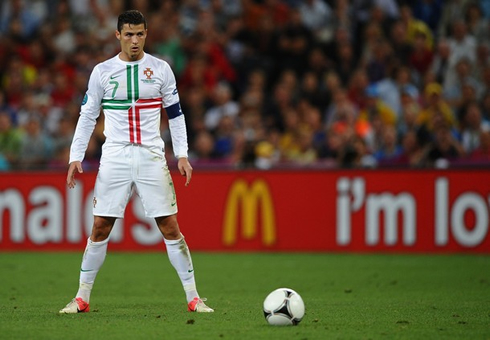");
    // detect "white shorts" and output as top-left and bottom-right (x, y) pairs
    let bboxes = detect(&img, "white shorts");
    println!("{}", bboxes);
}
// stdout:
(93, 142), (178, 218)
